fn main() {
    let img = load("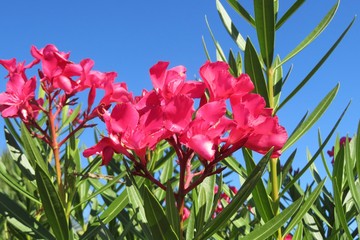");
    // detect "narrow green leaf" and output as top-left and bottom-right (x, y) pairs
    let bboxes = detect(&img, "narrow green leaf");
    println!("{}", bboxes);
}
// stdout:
(35, 166), (68, 240)
(279, 0), (340, 67)
(0, 193), (55, 240)
(345, 138), (360, 212)
(202, 36), (211, 61)
(283, 84), (339, 152)
(292, 221), (304, 240)
(228, 49), (239, 77)
(283, 180), (325, 237)
(280, 102), (349, 196)
(195, 186), (207, 232)
(200, 174), (216, 222)
(127, 180), (147, 223)
(356, 120), (360, 178)
(277, 17), (355, 112)
(281, 149), (297, 183)
(60, 105), (81, 131)
(216, 0), (246, 51)
(166, 183), (180, 238)
(4, 118), (23, 146)
(0, 163), (40, 204)
(186, 204), (196, 240)
(226, 0), (255, 27)
(333, 179), (352, 239)
(205, 16), (227, 62)
(244, 38), (269, 106)
(196, 149), (272, 240)
(4, 126), (35, 180)
(142, 186), (178, 240)
(254, 0), (275, 67)
(276, 0), (305, 30)
(99, 190), (129, 224)
(273, 56), (283, 109)
(72, 172), (125, 210)
(242, 148), (273, 222)
(240, 197), (303, 240)
(21, 124), (48, 174)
